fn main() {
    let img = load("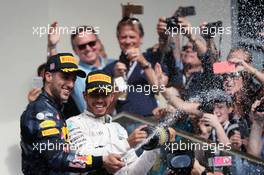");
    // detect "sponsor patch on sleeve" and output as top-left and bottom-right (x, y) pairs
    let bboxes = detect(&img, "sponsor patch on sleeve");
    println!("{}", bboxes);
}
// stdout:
(61, 126), (69, 141)
(41, 128), (60, 137)
(39, 120), (56, 129)
(36, 112), (45, 120)
(35, 111), (54, 120)
(74, 155), (93, 165)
